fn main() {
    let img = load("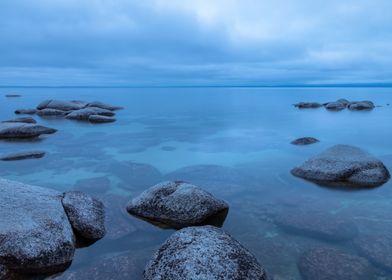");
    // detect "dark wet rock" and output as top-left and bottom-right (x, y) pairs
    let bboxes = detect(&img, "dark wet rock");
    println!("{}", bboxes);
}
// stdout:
(0, 123), (57, 139)
(348, 101), (375, 111)
(127, 181), (229, 229)
(5, 94), (21, 98)
(145, 225), (268, 280)
(0, 178), (75, 274)
(324, 101), (346, 111)
(73, 176), (110, 194)
(337, 98), (350, 106)
(87, 101), (123, 111)
(37, 100), (86, 111)
(14, 109), (37, 115)
(0, 151), (45, 161)
(2, 117), (37, 124)
(294, 102), (323, 109)
(37, 108), (68, 116)
(88, 115), (116, 123)
(298, 247), (371, 280)
(66, 107), (114, 121)
(275, 210), (358, 241)
(62, 191), (106, 241)
(291, 137), (319, 145)
(354, 234), (392, 271)
(291, 144), (390, 188)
